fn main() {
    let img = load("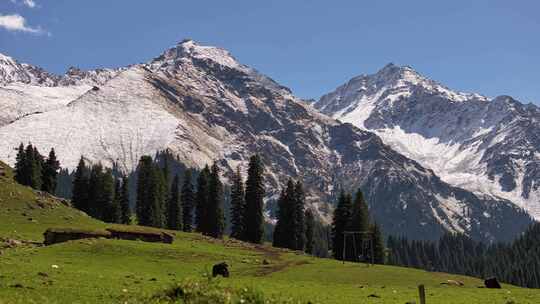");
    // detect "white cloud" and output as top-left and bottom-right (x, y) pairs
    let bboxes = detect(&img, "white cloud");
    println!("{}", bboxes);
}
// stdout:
(0, 14), (47, 35)
(9, 0), (37, 8)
